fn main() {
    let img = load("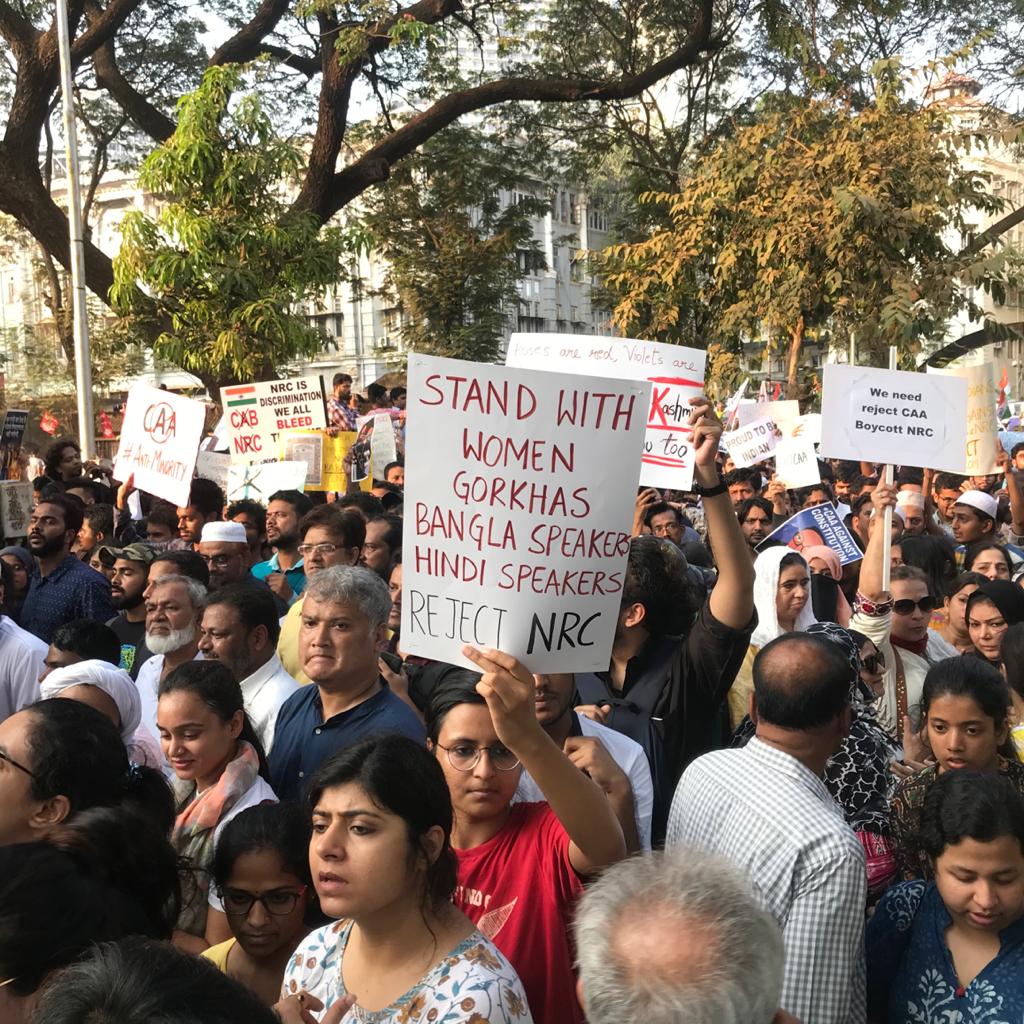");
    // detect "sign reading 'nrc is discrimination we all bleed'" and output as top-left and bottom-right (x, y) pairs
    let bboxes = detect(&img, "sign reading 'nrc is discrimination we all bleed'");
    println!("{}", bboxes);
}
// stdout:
(220, 376), (327, 463)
